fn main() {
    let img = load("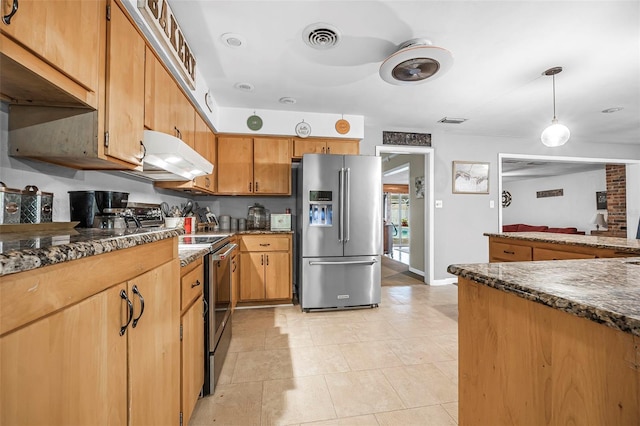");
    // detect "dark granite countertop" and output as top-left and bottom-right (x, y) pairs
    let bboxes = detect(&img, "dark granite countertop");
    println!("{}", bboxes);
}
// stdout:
(485, 232), (640, 254)
(0, 227), (182, 276)
(448, 257), (640, 337)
